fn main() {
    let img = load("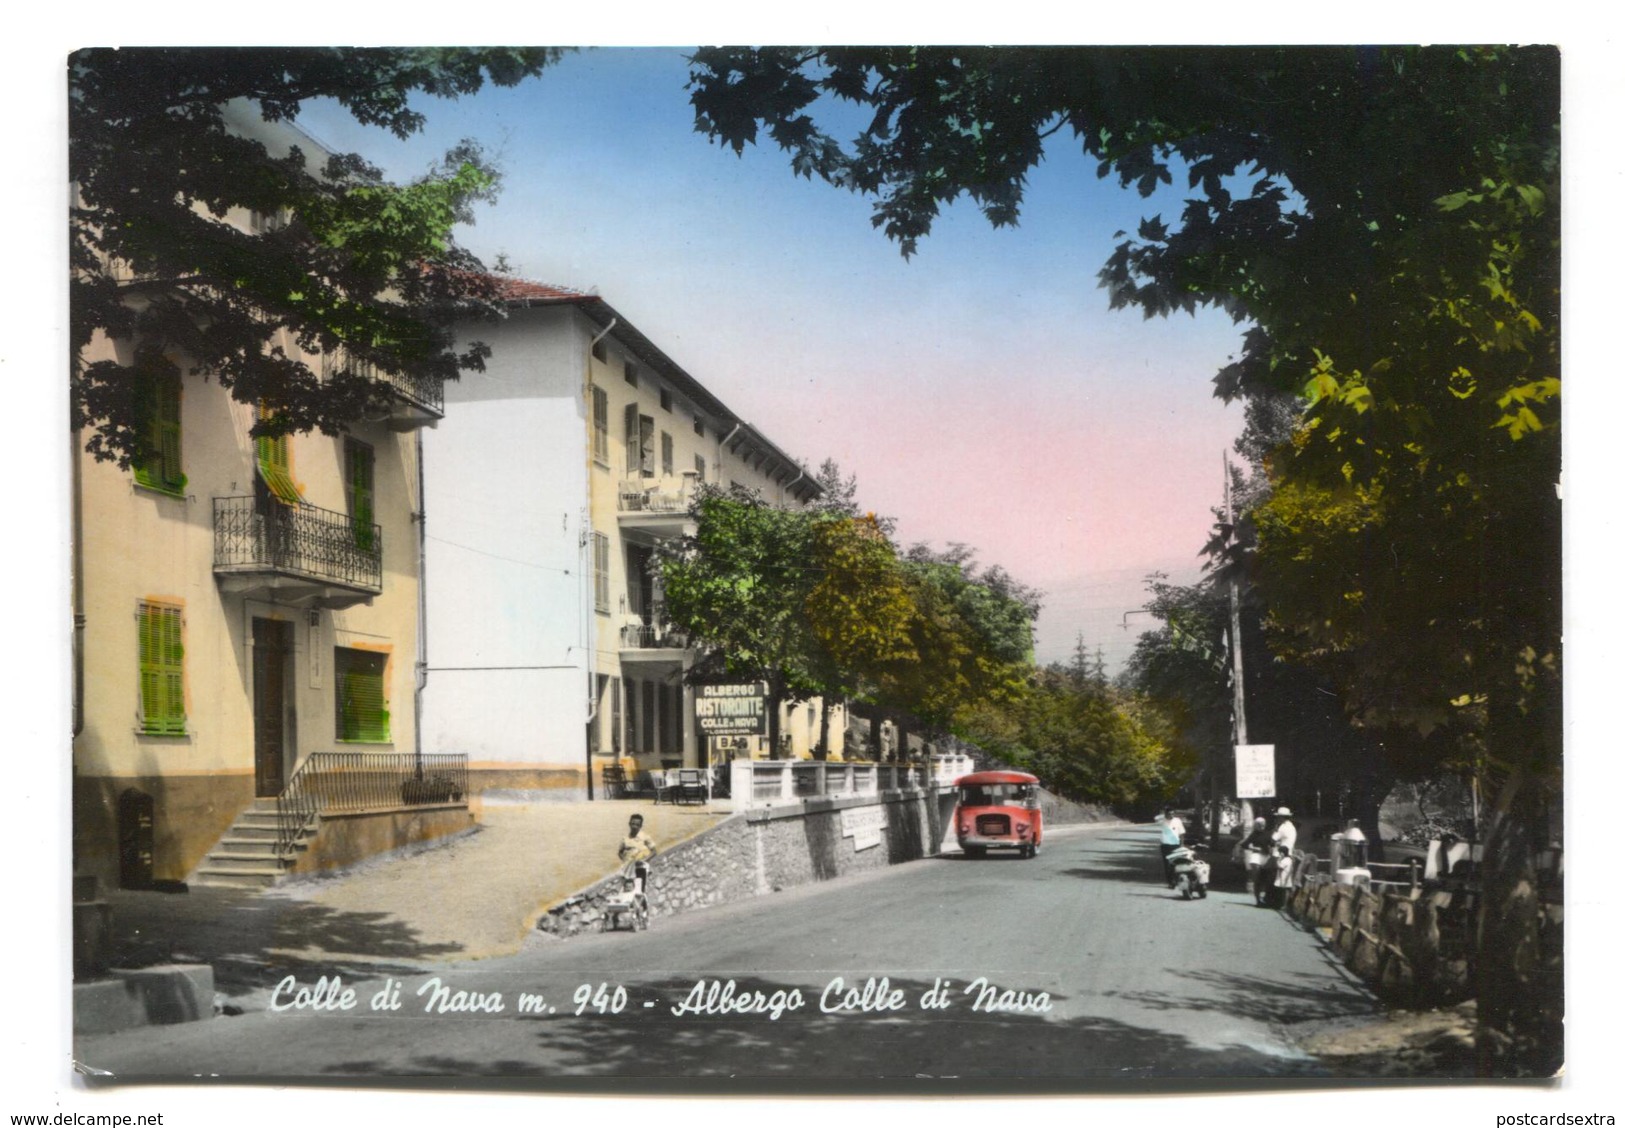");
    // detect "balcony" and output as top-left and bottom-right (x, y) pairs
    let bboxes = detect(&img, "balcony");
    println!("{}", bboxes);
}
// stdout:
(322, 348), (444, 430)
(213, 496), (383, 609)
(619, 620), (691, 665)
(616, 472), (700, 541)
